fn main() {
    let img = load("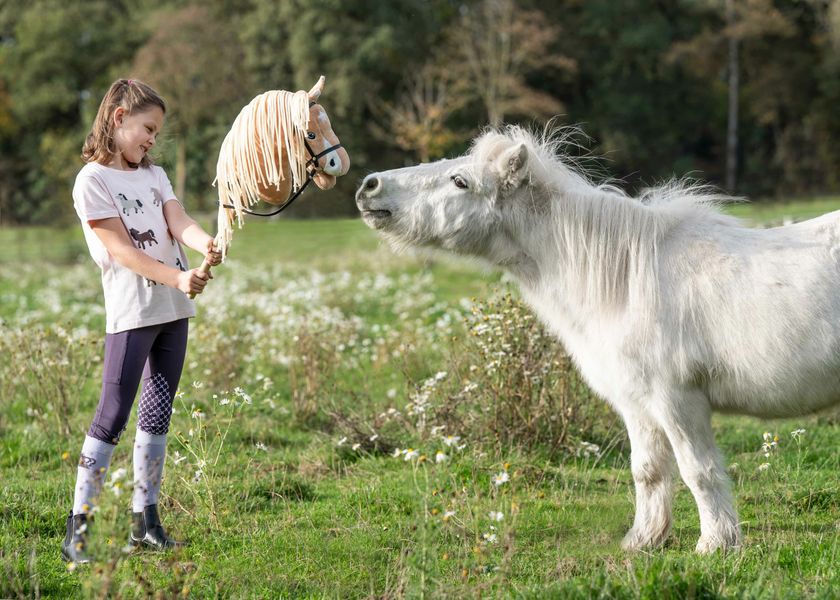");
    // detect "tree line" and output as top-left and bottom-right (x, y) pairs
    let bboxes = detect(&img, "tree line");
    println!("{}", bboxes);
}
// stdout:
(1, 0), (838, 225)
